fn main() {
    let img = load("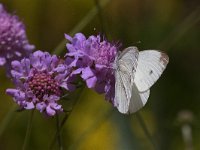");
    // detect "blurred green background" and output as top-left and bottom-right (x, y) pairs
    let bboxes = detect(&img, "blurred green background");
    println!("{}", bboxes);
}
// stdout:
(0, 0), (200, 150)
